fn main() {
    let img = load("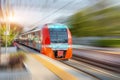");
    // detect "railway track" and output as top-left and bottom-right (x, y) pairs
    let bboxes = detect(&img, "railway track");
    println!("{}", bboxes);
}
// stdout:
(72, 55), (120, 73)
(60, 56), (120, 80)
(60, 60), (100, 80)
